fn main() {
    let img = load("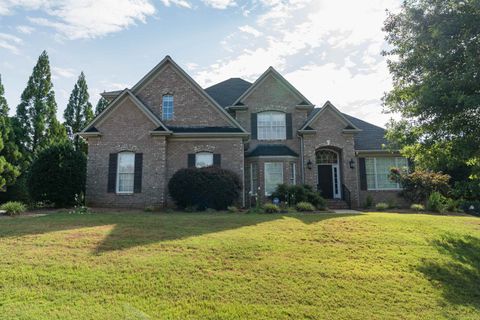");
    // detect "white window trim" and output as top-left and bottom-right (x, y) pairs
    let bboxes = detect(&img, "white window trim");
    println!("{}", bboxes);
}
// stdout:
(116, 152), (135, 194)
(367, 157), (408, 191)
(257, 111), (286, 141)
(264, 162), (284, 196)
